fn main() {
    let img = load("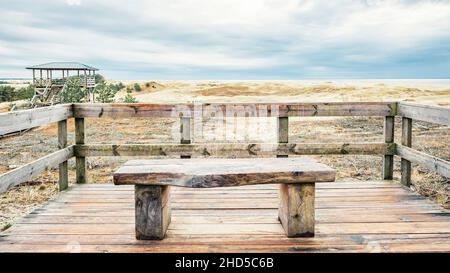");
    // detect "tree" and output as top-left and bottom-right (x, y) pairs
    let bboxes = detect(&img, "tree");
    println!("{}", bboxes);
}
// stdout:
(95, 82), (116, 103)
(134, 83), (141, 92)
(16, 84), (35, 100)
(123, 93), (138, 103)
(0, 84), (35, 102)
(95, 73), (106, 84)
(0, 85), (15, 102)
(60, 76), (86, 103)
